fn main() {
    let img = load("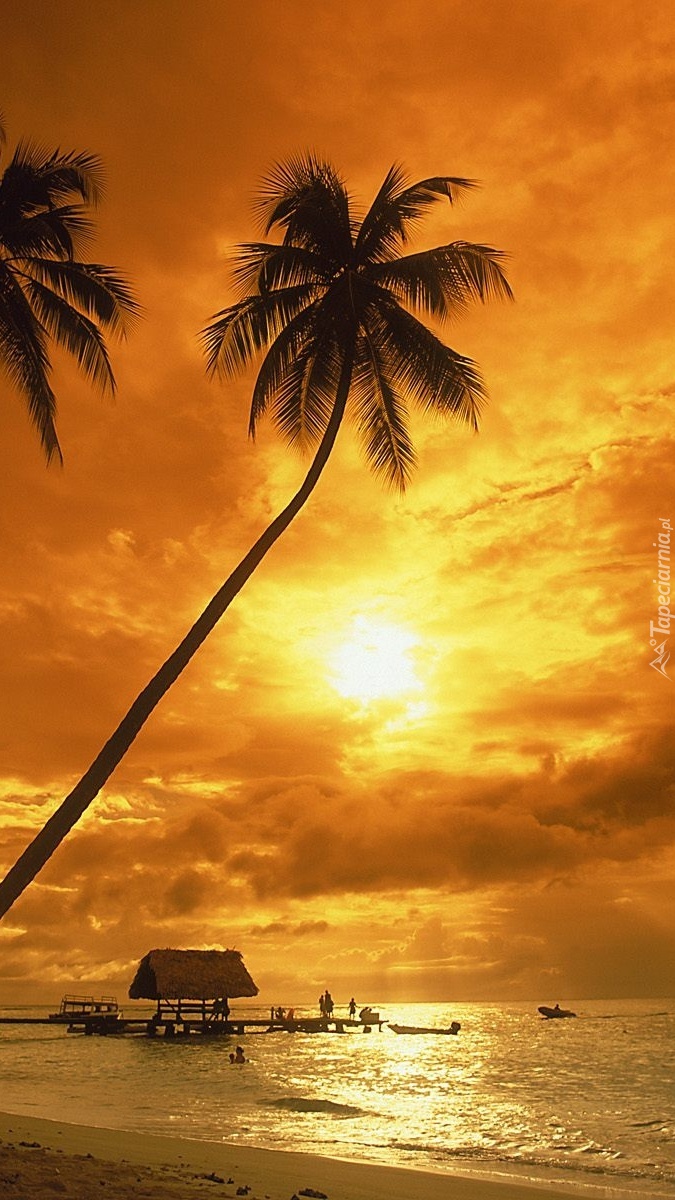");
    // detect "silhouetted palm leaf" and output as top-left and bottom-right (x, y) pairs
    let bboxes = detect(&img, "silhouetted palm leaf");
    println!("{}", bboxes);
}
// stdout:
(352, 332), (416, 489)
(27, 260), (139, 335)
(202, 284), (316, 378)
(368, 299), (487, 428)
(231, 243), (328, 297)
(25, 278), (115, 394)
(367, 241), (513, 320)
(247, 298), (324, 437)
(3, 140), (104, 207)
(256, 155), (354, 267)
(354, 164), (478, 264)
(0, 119), (139, 461)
